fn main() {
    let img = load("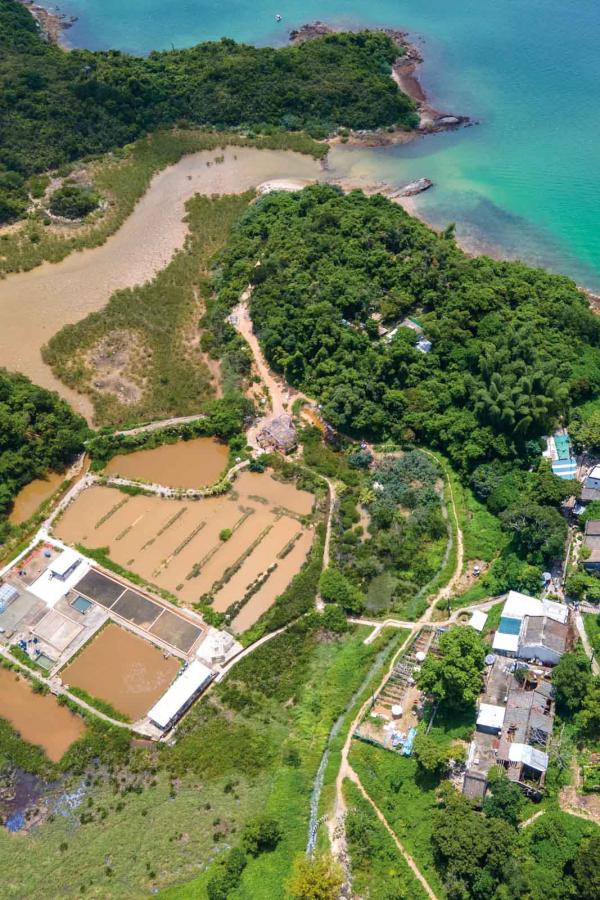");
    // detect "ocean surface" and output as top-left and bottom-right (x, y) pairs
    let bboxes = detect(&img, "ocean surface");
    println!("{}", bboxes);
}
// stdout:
(51, 0), (600, 290)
